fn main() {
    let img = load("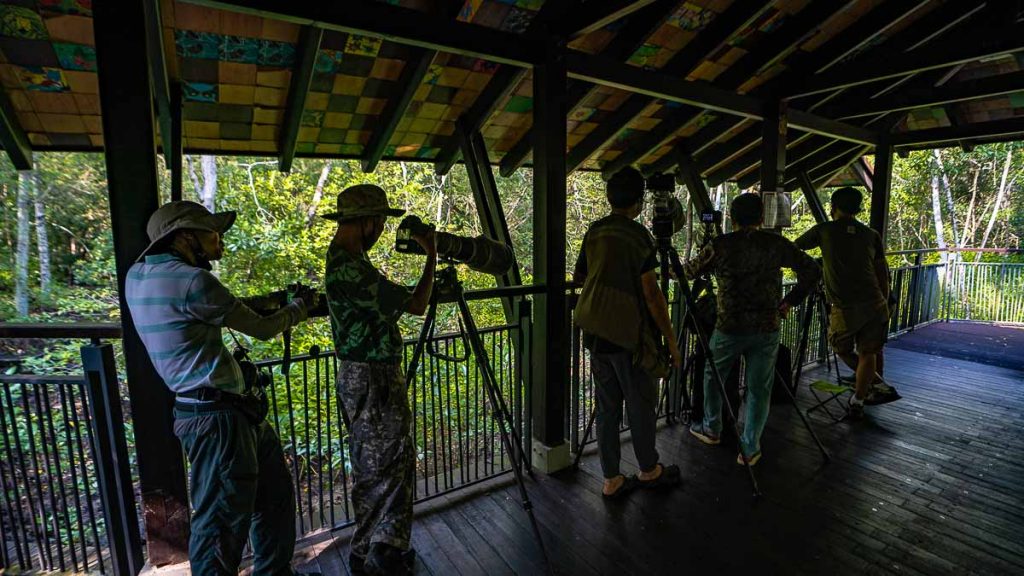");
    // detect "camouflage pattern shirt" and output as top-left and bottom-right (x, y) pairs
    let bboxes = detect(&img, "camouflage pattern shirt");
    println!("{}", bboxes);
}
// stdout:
(325, 242), (412, 363)
(684, 229), (820, 334)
